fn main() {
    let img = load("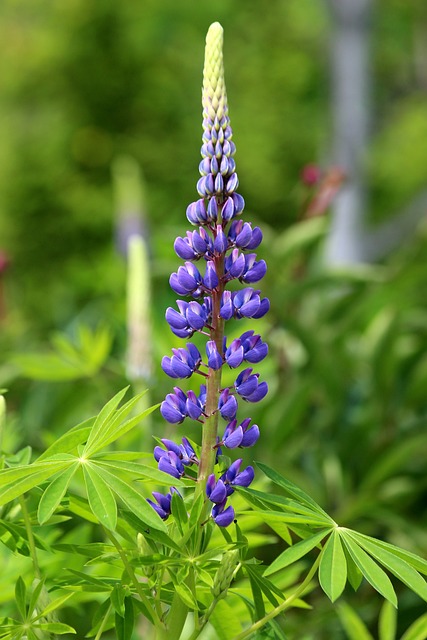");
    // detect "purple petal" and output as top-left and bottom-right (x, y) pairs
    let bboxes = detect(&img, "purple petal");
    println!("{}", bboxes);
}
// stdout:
(224, 426), (244, 449)
(245, 381), (268, 403)
(241, 425), (260, 447)
(214, 505), (235, 527)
